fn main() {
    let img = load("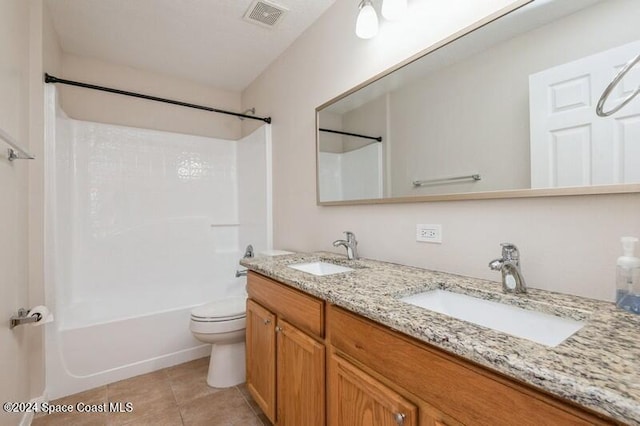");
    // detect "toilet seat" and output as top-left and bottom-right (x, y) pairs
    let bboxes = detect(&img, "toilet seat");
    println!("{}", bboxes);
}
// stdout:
(191, 314), (245, 322)
(190, 297), (246, 322)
